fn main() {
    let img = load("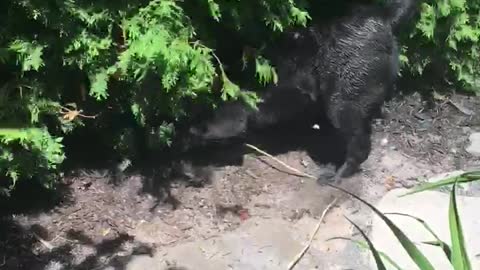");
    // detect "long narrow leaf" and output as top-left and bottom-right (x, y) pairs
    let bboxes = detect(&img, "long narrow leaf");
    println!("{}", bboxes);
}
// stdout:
(385, 213), (452, 261)
(328, 237), (404, 270)
(449, 182), (472, 270)
(401, 171), (480, 197)
(421, 241), (452, 261)
(328, 184), (435, 270)
(345, 216), (387, 270)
